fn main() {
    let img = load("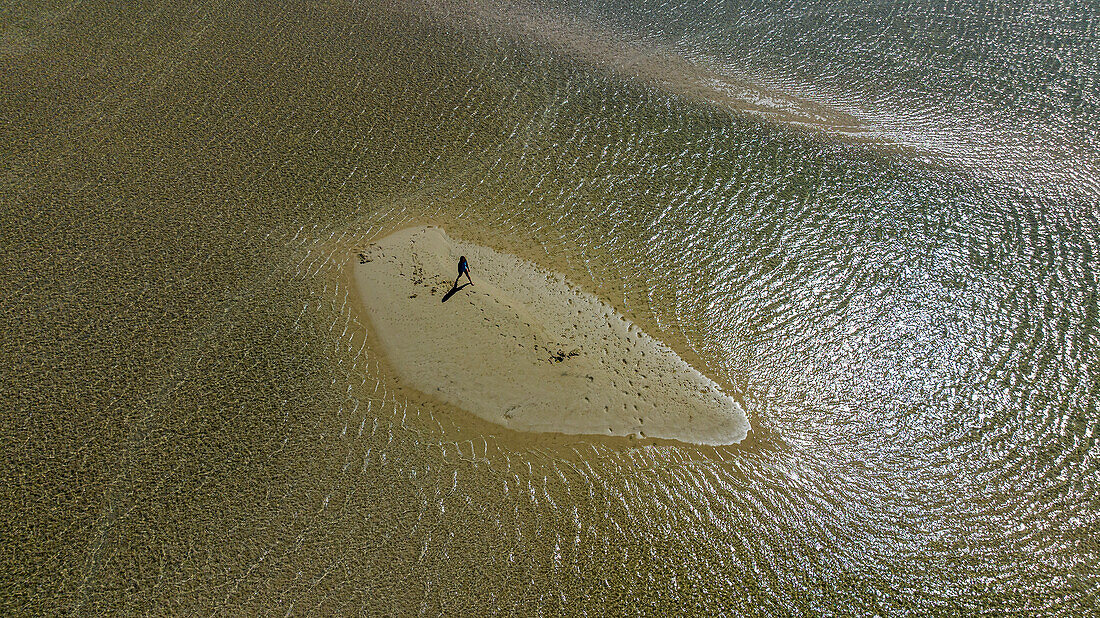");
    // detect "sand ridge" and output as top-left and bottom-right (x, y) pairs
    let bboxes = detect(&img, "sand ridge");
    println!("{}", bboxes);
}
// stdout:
(352, 226), (749, 445)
